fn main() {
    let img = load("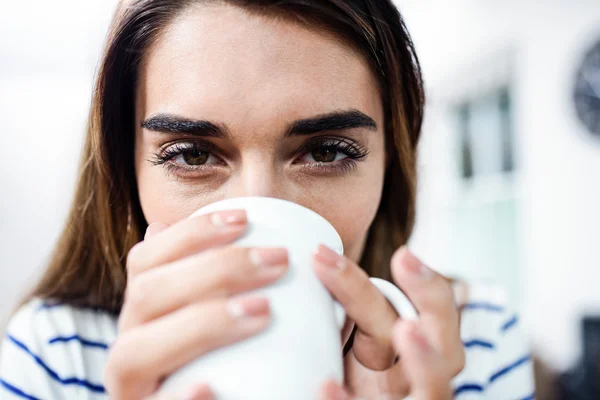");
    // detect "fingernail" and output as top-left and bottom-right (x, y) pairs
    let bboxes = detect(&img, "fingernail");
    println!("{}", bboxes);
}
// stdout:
(249, 248), (288, 268)
(409, 322), (431, 353)
(210, 210), (247, 228)
(227, 296), (270, 318)
(144, 222), (165, 240)
(400, 247), (434, 280)
(184, 383), (213, 400)
(332, 384), (351, 400)
(314, 244), (346, 270)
